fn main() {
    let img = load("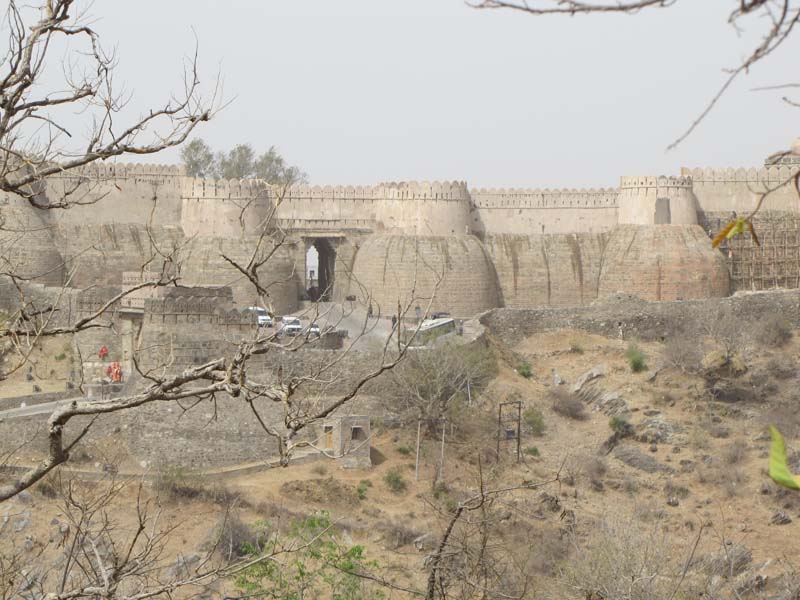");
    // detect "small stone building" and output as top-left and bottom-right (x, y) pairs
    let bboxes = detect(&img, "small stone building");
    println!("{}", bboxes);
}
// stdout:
(320, 415), (372, 469)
